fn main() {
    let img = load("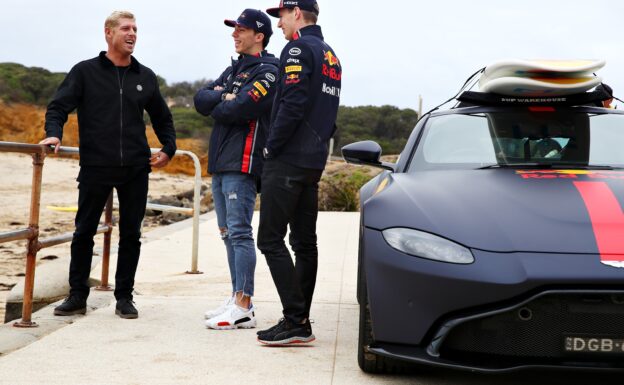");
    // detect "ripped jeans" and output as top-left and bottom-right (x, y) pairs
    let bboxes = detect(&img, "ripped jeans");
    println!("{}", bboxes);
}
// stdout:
(212, 172), (257, 297)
